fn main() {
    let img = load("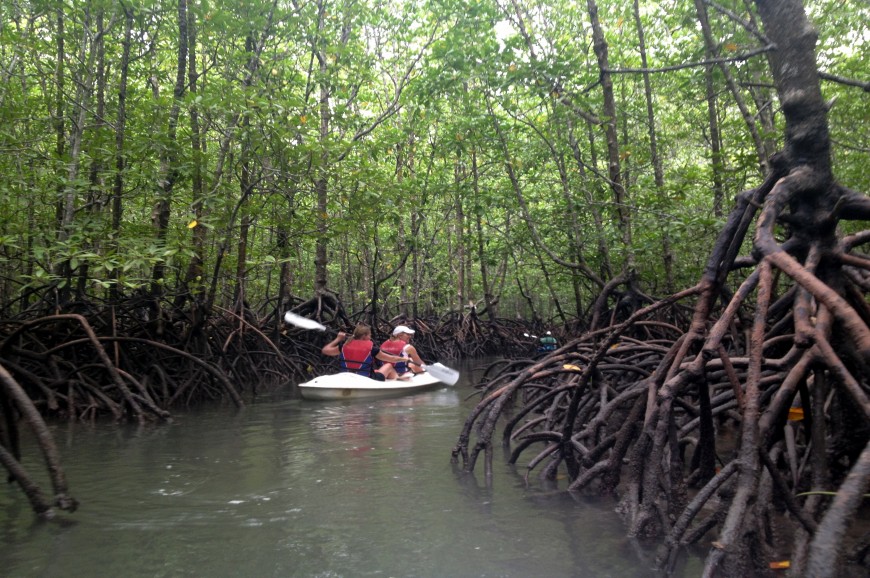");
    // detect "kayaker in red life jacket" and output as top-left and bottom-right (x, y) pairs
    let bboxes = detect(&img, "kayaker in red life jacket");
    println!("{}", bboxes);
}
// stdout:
(321, 323), (407, 381)
(378, 325), (426, 379)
